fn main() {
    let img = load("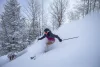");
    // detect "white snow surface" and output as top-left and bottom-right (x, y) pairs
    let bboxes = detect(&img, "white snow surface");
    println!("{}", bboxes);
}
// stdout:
(0, 49), (27, 67)
(0, 55), (9, 67)
(1, 12), (100, 67)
